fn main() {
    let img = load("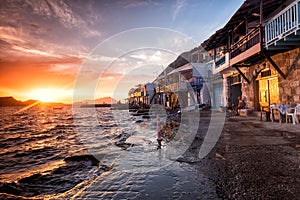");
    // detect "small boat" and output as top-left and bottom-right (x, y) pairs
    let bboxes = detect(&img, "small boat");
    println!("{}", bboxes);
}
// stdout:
(53, 107), (63, 110)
